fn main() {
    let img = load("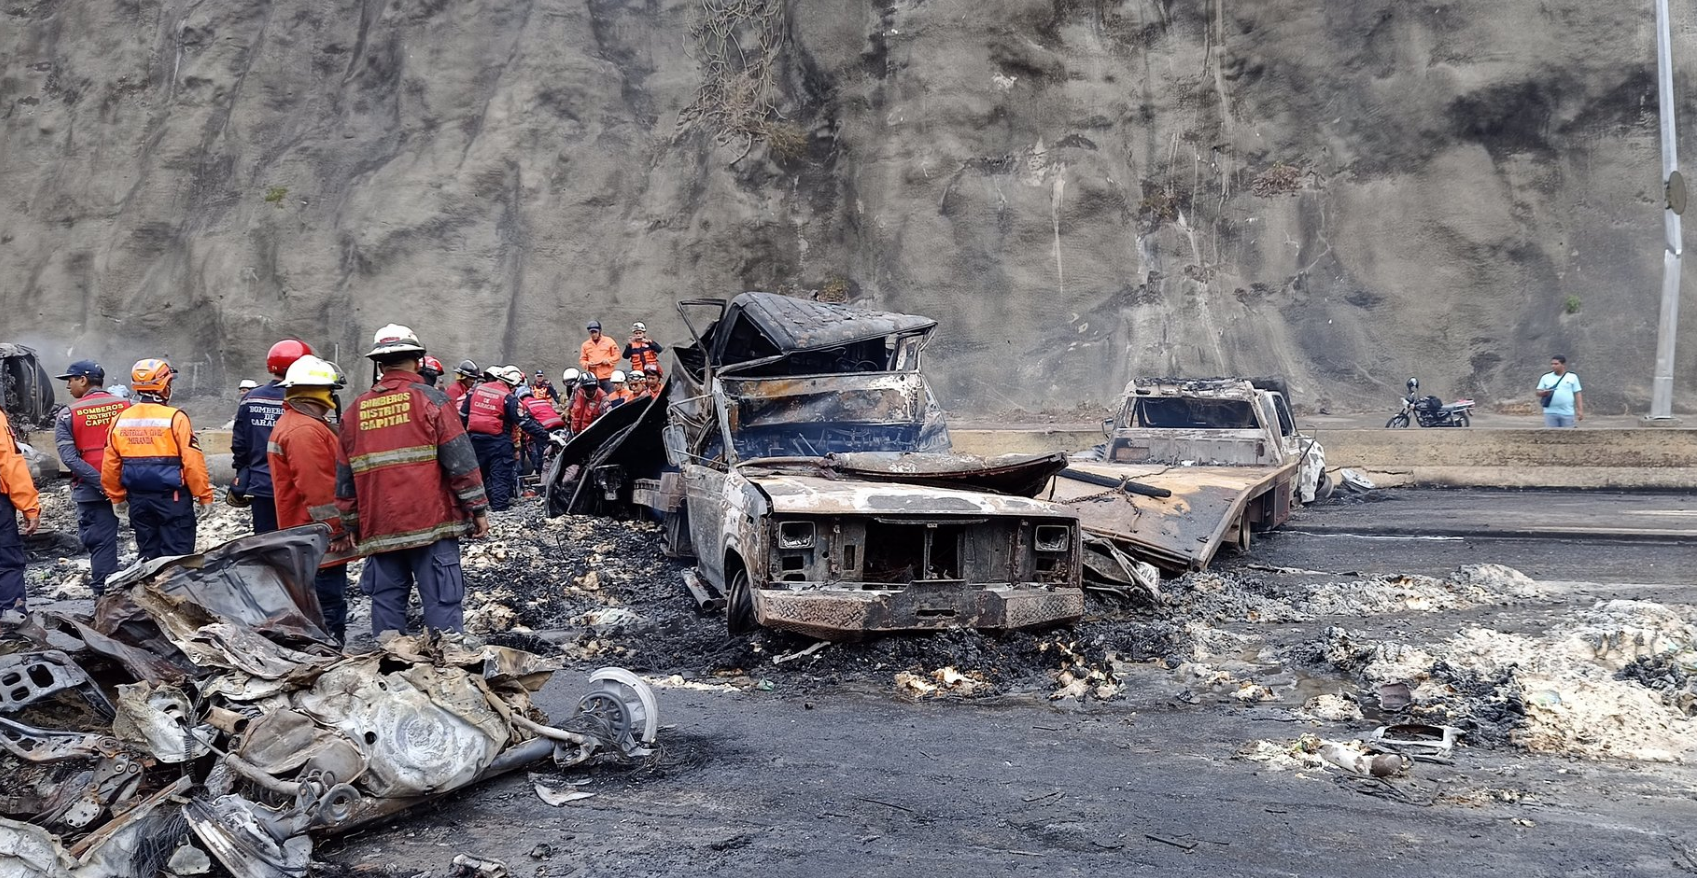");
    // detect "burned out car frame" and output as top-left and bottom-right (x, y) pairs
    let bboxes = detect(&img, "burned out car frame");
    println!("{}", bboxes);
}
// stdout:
(547, 293), (1085, 641)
